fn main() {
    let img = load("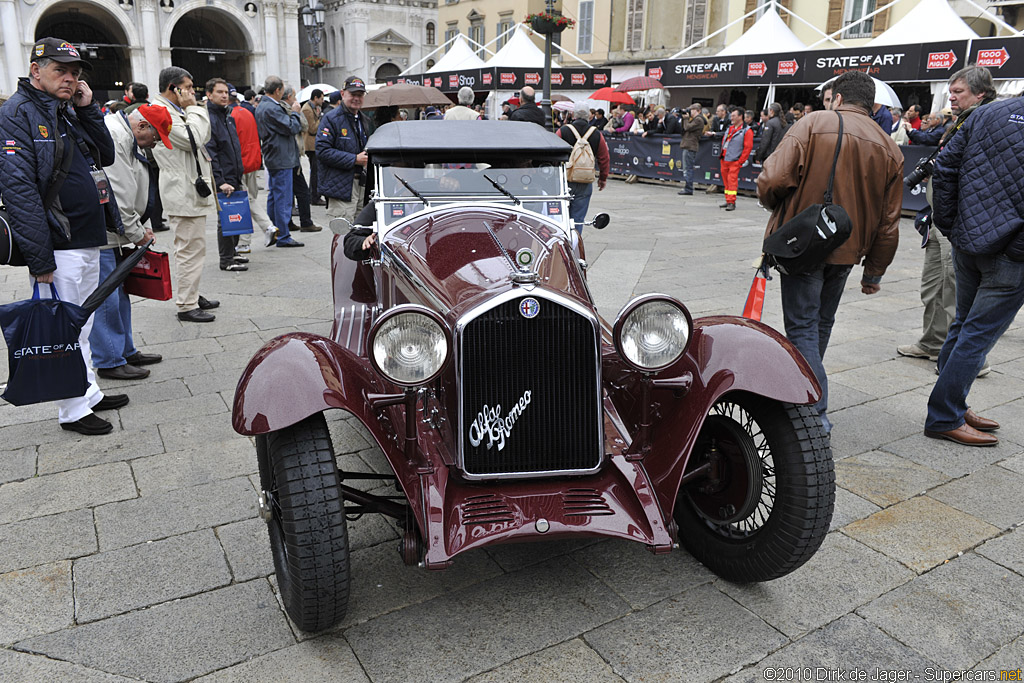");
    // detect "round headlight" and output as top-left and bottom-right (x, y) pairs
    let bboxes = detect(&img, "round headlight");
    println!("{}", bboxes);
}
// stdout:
(614, 296), (693, 372)
(369, 306), (450, 386)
